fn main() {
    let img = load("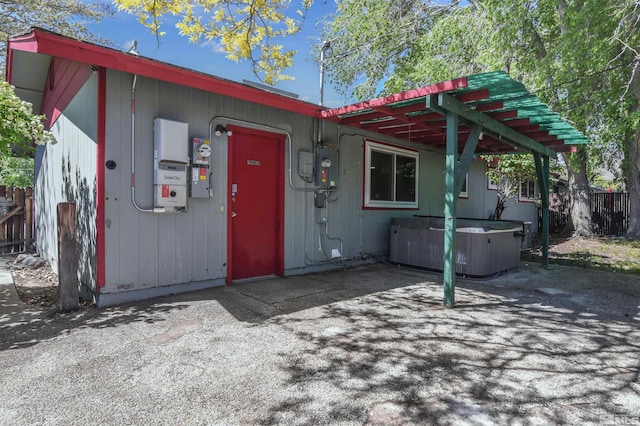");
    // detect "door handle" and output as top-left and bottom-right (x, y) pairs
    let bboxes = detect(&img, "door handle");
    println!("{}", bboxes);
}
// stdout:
(231, 211), (237, 218)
